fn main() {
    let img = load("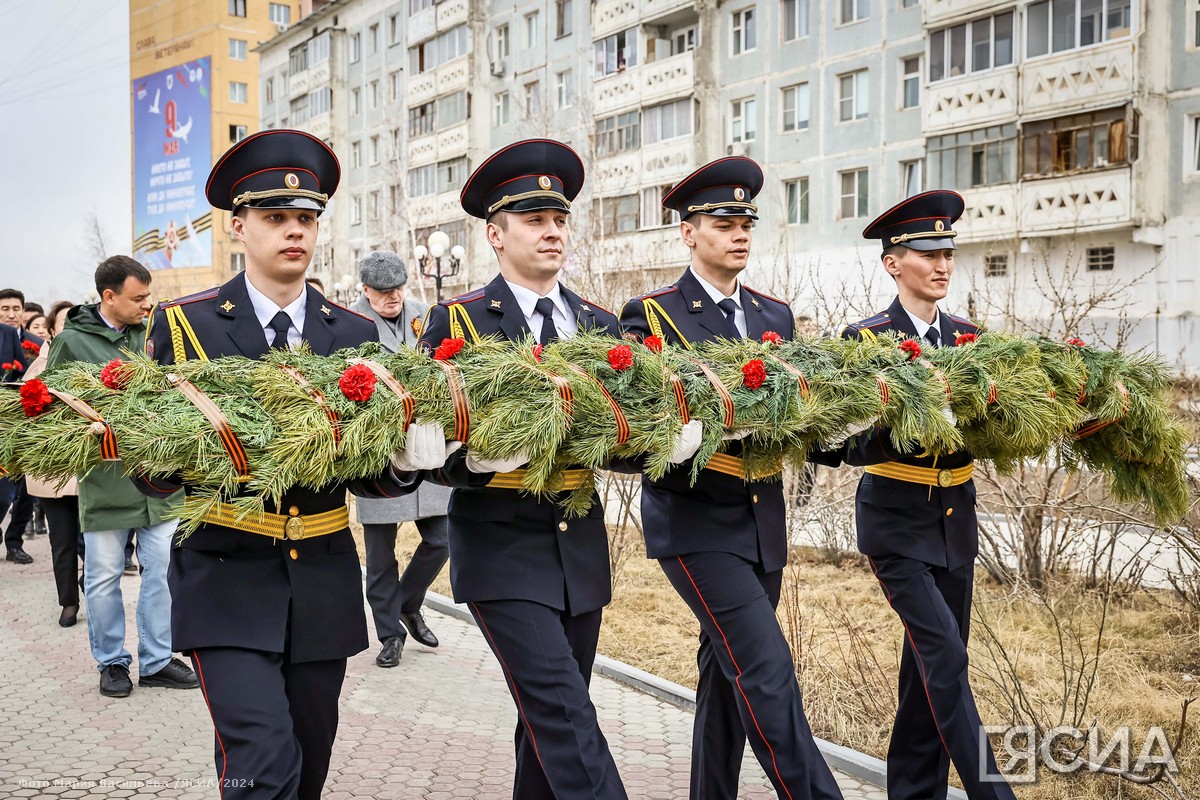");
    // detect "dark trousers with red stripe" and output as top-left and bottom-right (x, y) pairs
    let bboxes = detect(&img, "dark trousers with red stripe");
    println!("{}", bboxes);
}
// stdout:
(469, 600), (627, 800)
(189, 647), (347, 800)
(660, 552), (842, 800)
(868, 555), (1015, 800)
